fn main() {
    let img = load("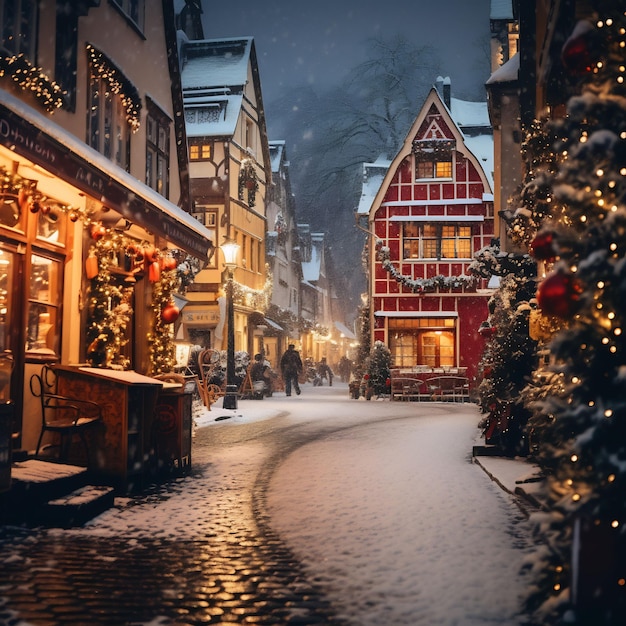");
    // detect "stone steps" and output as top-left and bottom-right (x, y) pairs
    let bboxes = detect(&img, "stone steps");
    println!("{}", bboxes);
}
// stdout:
(1, 459), (115, 527)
